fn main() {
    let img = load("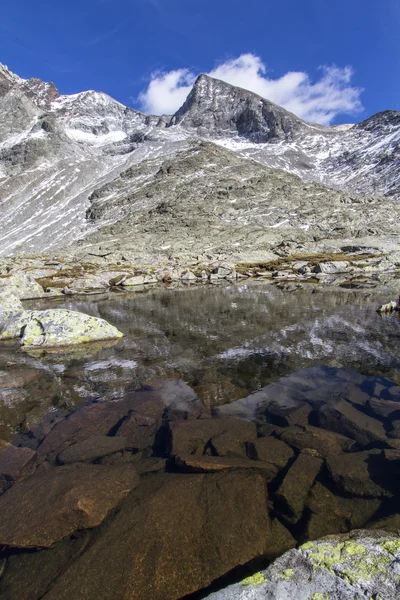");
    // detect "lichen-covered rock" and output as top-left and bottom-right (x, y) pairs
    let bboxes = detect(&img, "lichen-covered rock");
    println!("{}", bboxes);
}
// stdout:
(206, 530), (400, 600)
(0, 273), (45, 301)
(1, 309), (123, 346)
